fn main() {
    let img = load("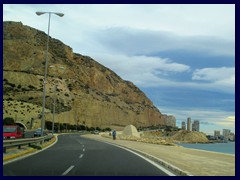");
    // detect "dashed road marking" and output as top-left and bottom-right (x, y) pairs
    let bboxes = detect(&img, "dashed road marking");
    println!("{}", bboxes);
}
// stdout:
(83, 149), (85, 152)
(79, 154), (84, 158)
(62, 165), (74, 176)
